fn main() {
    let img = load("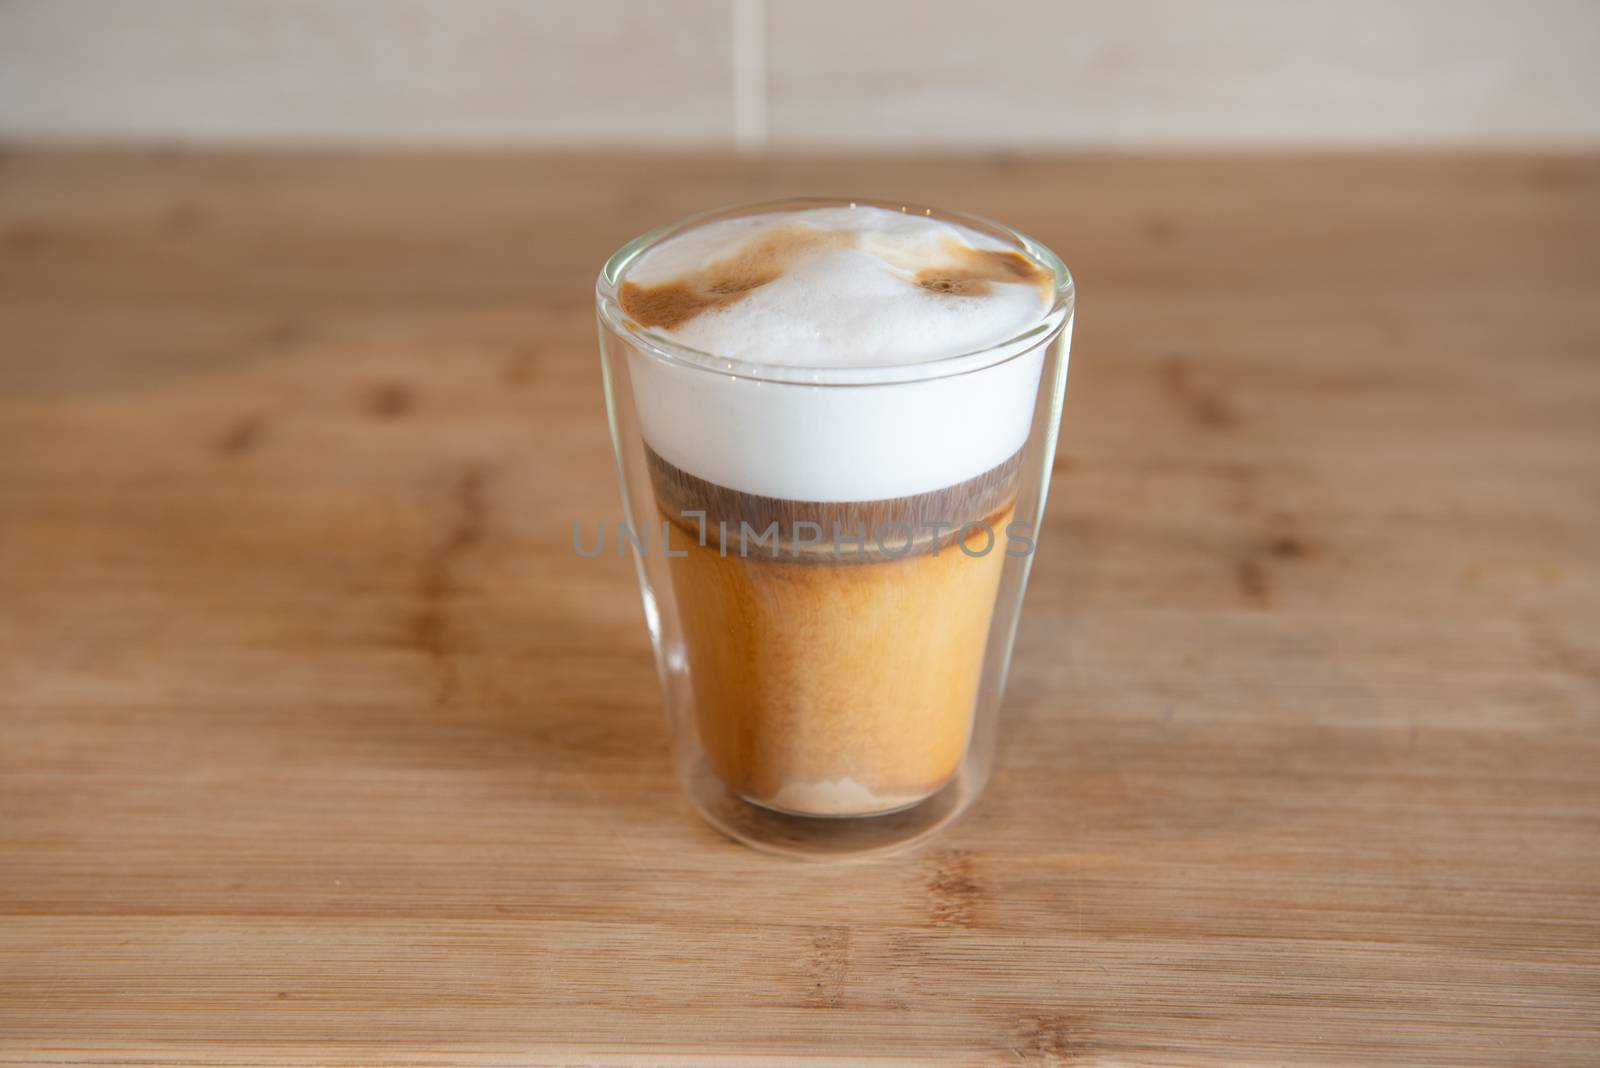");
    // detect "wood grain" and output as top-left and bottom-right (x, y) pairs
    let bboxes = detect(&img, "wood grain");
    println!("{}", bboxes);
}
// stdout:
(0, 150), (1597, 1065)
